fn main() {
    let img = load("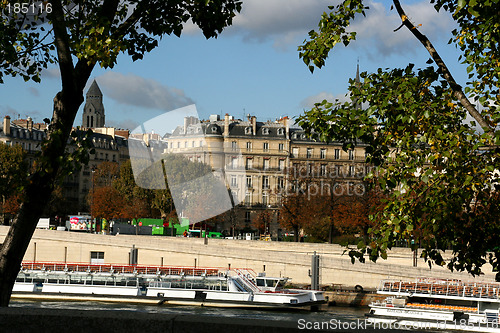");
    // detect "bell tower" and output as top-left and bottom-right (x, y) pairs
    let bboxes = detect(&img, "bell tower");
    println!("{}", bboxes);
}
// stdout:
(82, 80), (105, 128)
